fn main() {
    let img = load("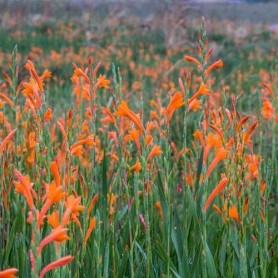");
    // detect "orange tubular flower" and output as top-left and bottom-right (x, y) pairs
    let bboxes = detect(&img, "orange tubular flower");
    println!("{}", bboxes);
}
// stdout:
(61, 195), (85, 226)
(97, 74), (110, 88)
(262, 100), (274, 119)
(206, 147), (228, 178)
(72, 63), (90, 84)
(188, 83), (209, 103)
(84, 217), (96, 243)
(164, 91), (184, 125)
(229, 205), (239, 222)
(13, 169), (36, 210)
(50, 161), (61, 186)
(70, 134), (95, 153)
(47, 211), (60, 228)
(102, 107), (116, 124)
(0, 92), (14, 107)
(203, 133), (222, 164)
(184, 55), (202, 69)
(44, 108), (53, 122)
(155, 201), (163, 219)
(38, 227), (70, 254)
(147, 145), (163, 161)
(204, 60), (224, 76)
(37, 181), (66, 227)
(115, 101), (143, 133)
(0, 268), (18, 278)
(188, 99), (201, 112)
(260, 180), (266, 195)
(204, 175), (229, 211)
(25, 60), (51, 93)
(243, 122), (258, 145)
(0, 128), (17, 155)
(39, 256), (74, 278)
(193, 129), (205, 147)
(87, 194), (99, 216)
(130, 159), (142, 173)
